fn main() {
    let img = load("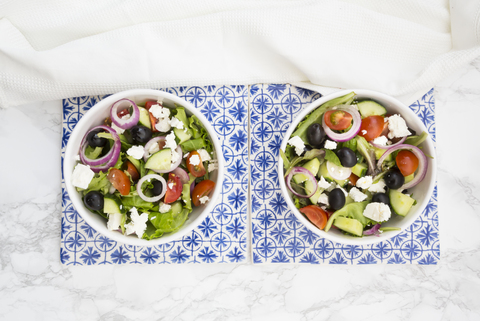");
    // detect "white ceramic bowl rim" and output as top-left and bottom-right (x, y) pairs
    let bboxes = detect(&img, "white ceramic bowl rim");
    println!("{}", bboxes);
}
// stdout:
(278, 89), (437, 246)
(63, 89), (225, 246)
